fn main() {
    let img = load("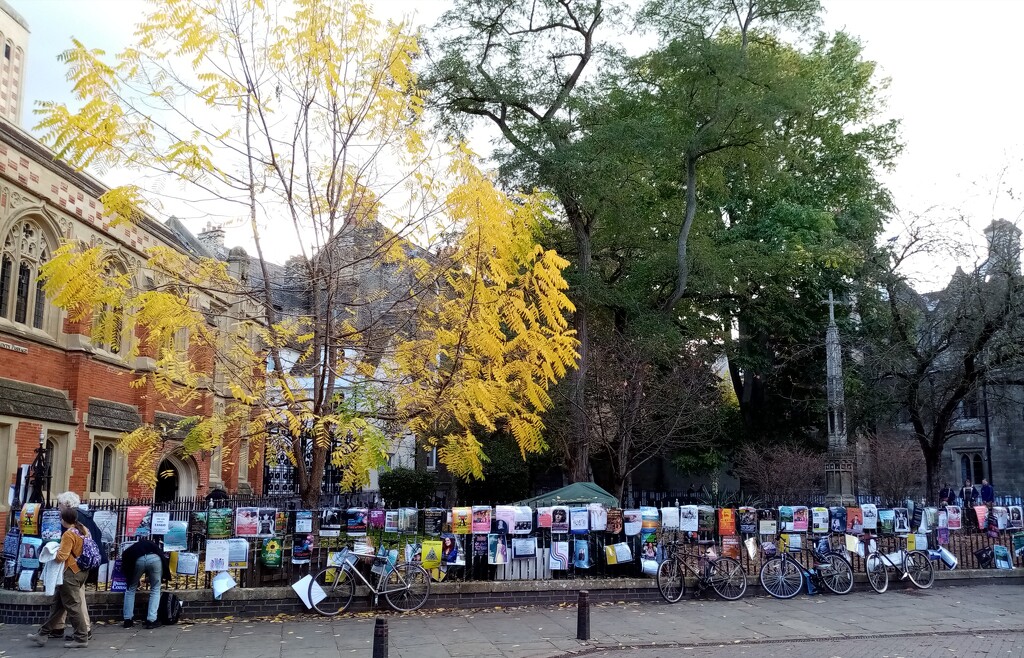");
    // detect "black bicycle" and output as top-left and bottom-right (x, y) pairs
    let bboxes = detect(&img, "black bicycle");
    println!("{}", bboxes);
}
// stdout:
(657, 539), (748, 602)
(760, 536), (854, 599)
